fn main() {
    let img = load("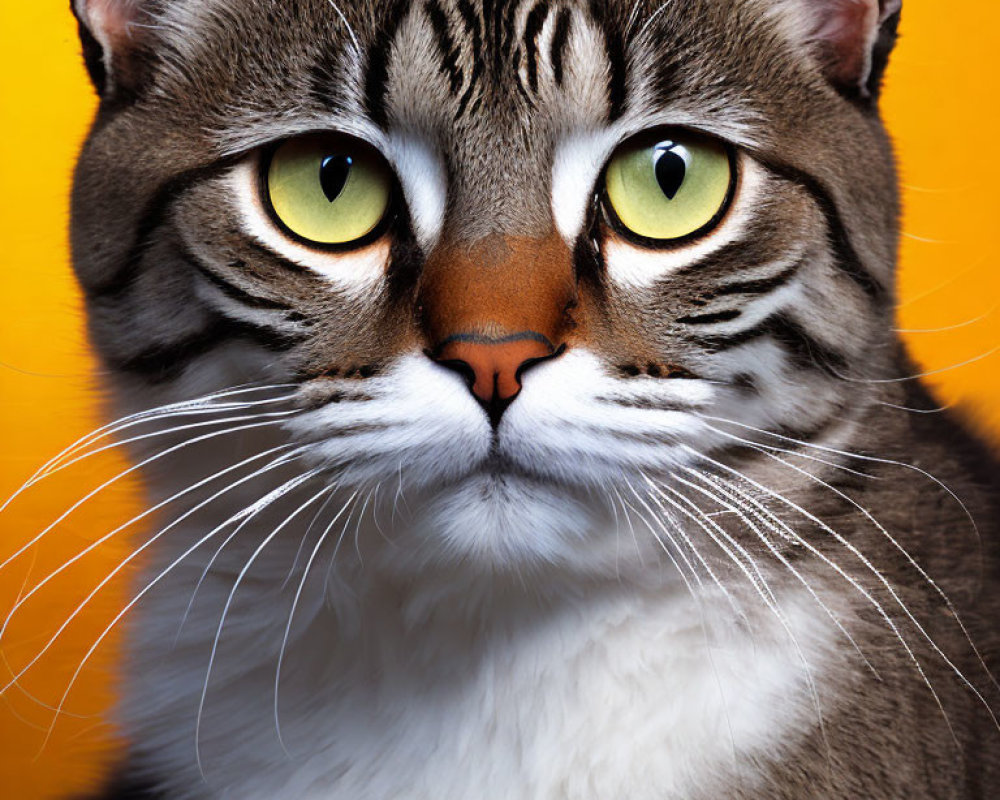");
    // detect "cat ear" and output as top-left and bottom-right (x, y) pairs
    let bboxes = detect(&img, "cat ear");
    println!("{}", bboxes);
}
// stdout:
(71, 0), (153, 99)
(789, 0), (902, 99)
